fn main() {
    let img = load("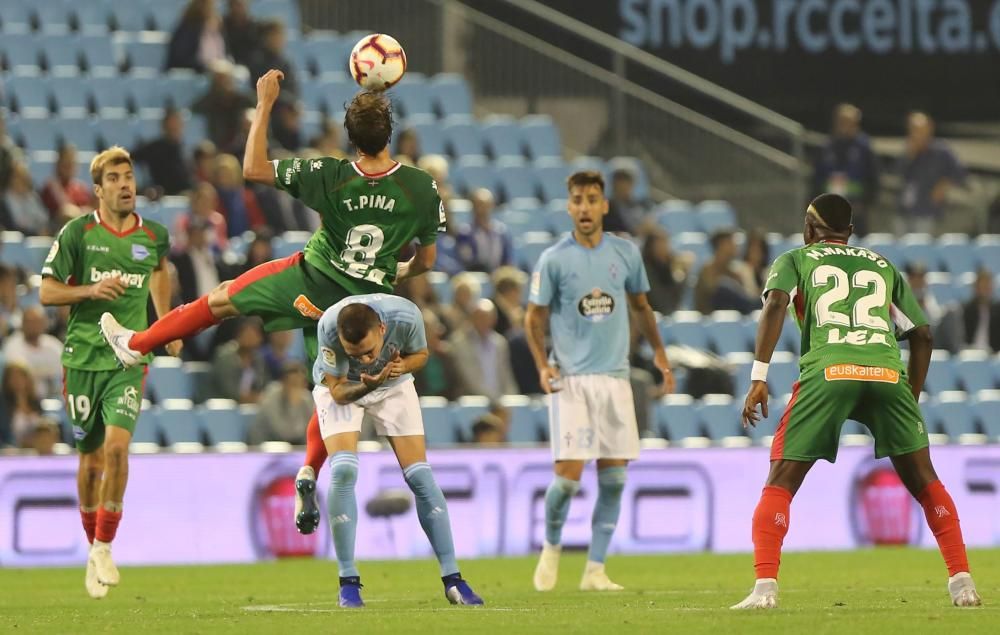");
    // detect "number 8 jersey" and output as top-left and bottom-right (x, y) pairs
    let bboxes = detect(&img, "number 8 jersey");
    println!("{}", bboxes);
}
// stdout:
(271, 157), (445, 292)
(763, 240), (928, 372)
